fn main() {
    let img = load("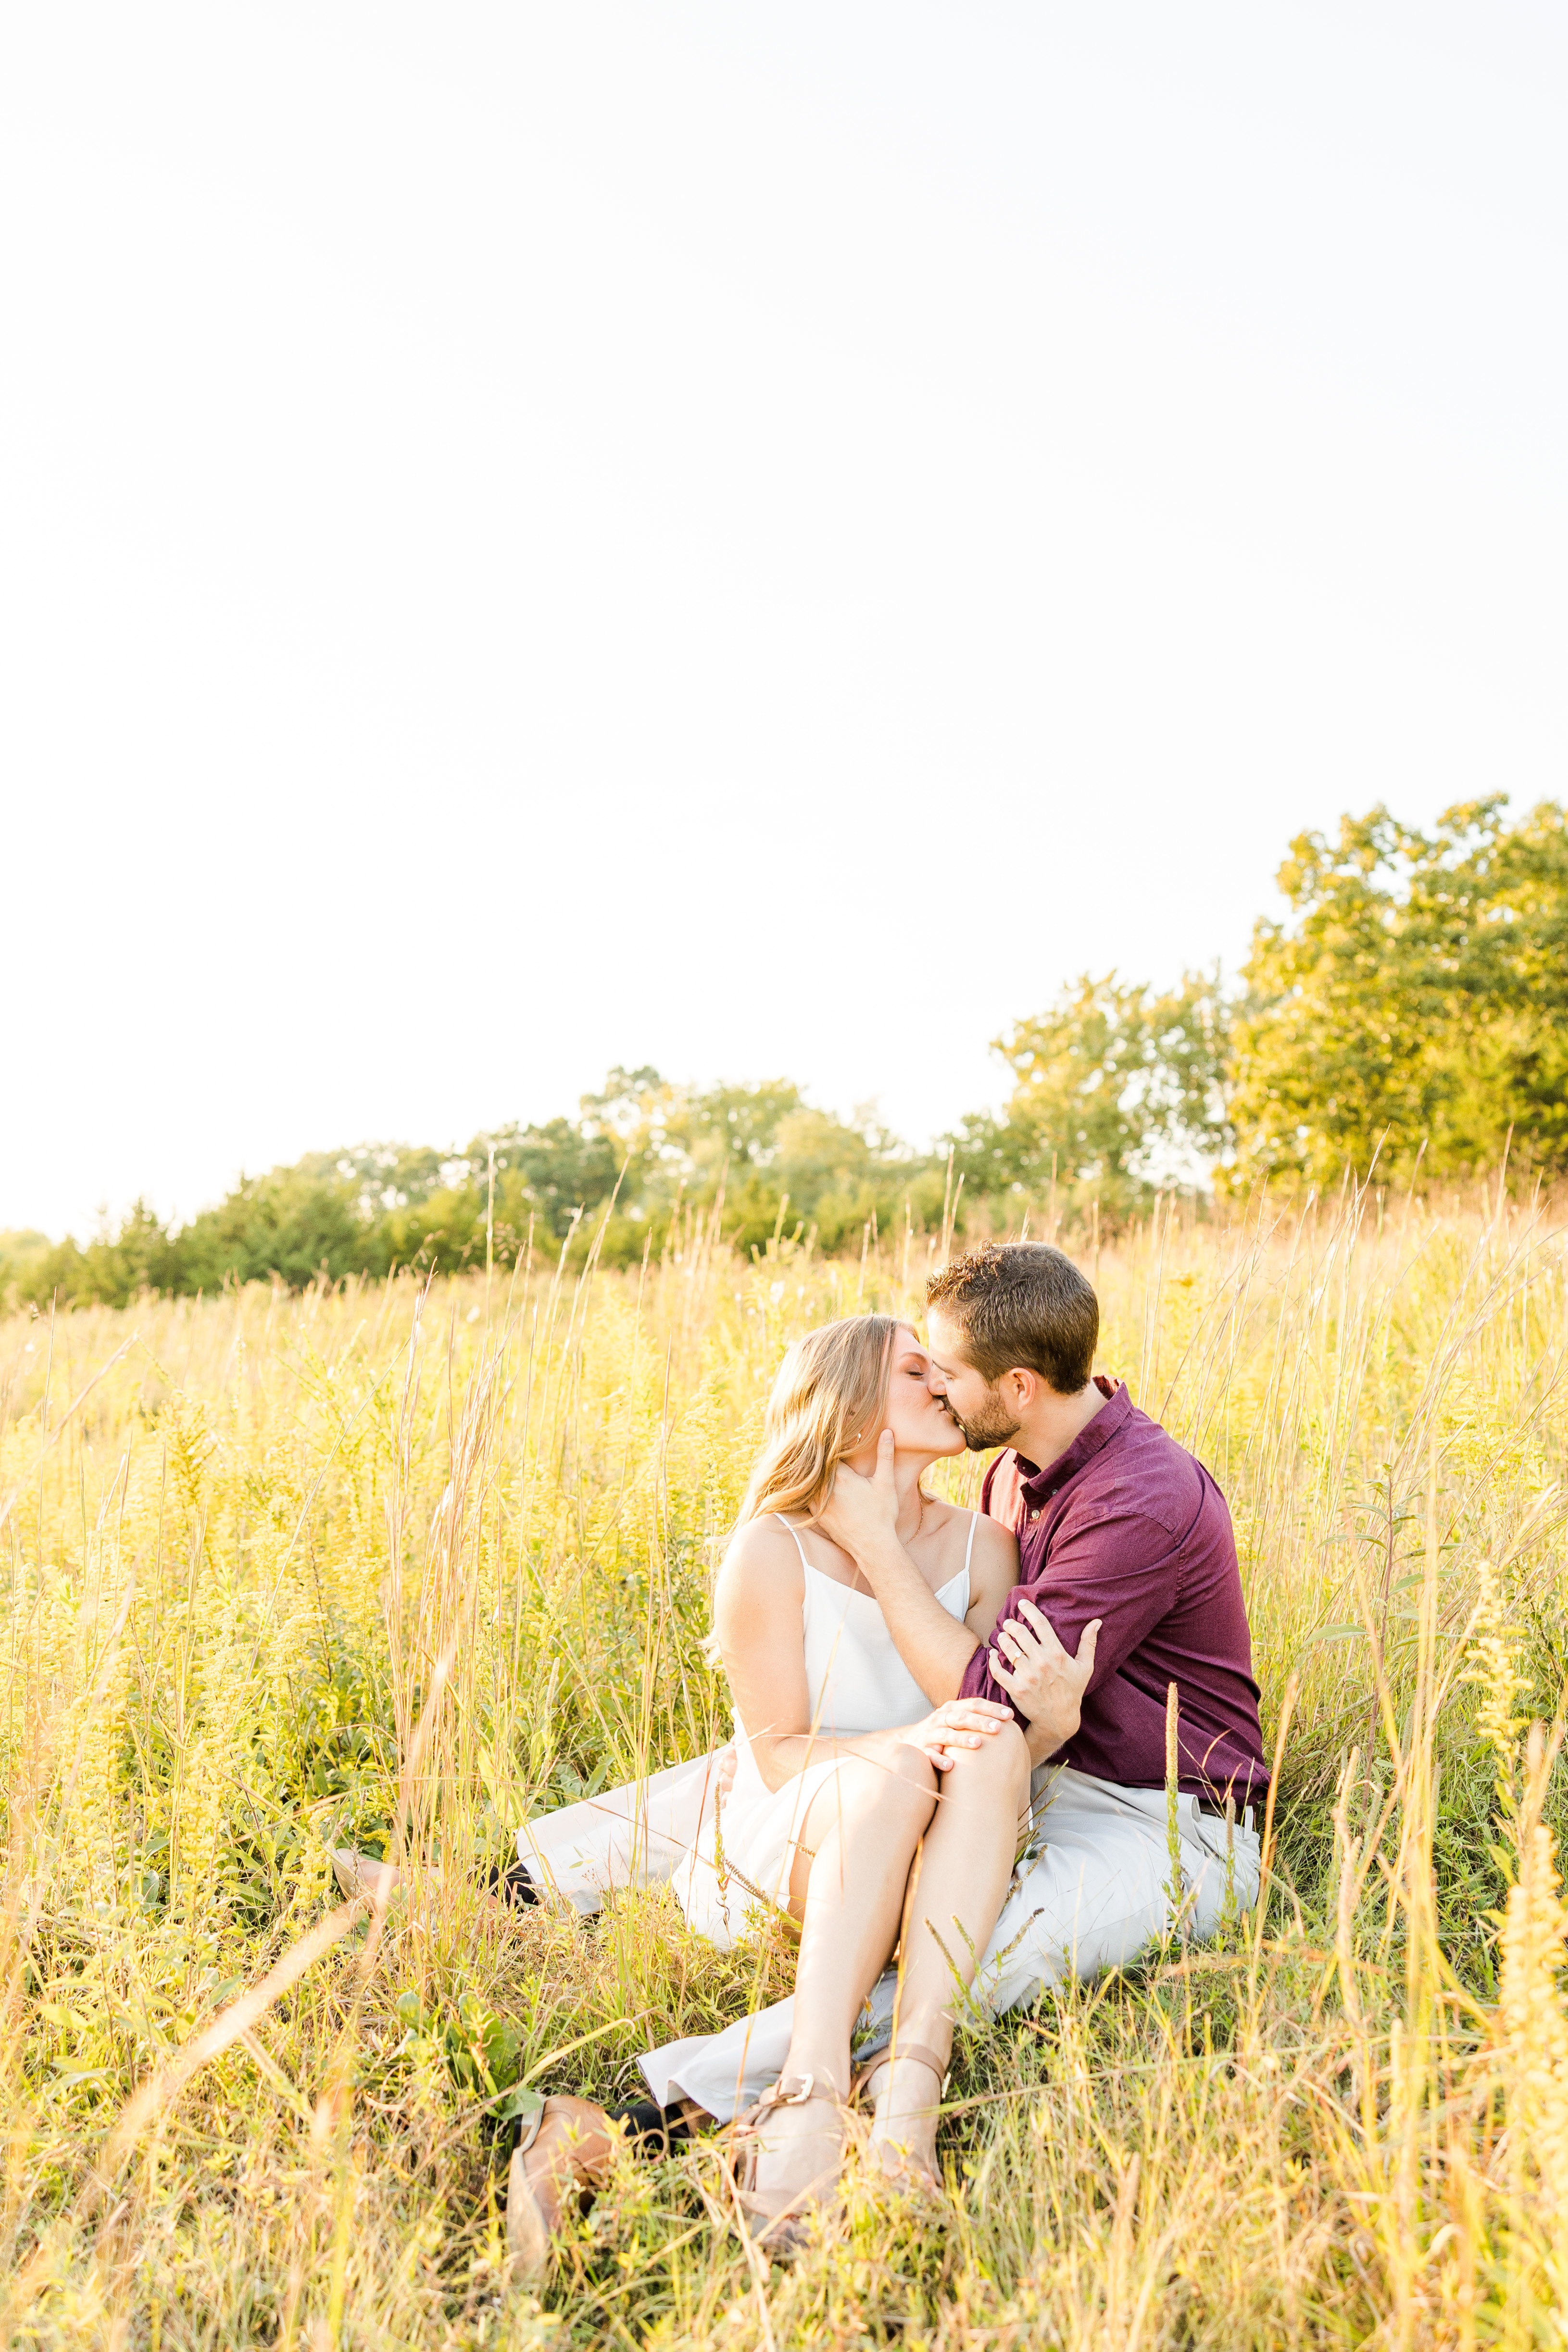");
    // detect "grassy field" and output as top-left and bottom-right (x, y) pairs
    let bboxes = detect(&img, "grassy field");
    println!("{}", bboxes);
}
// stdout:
(2, 1190), (1567, 2350)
